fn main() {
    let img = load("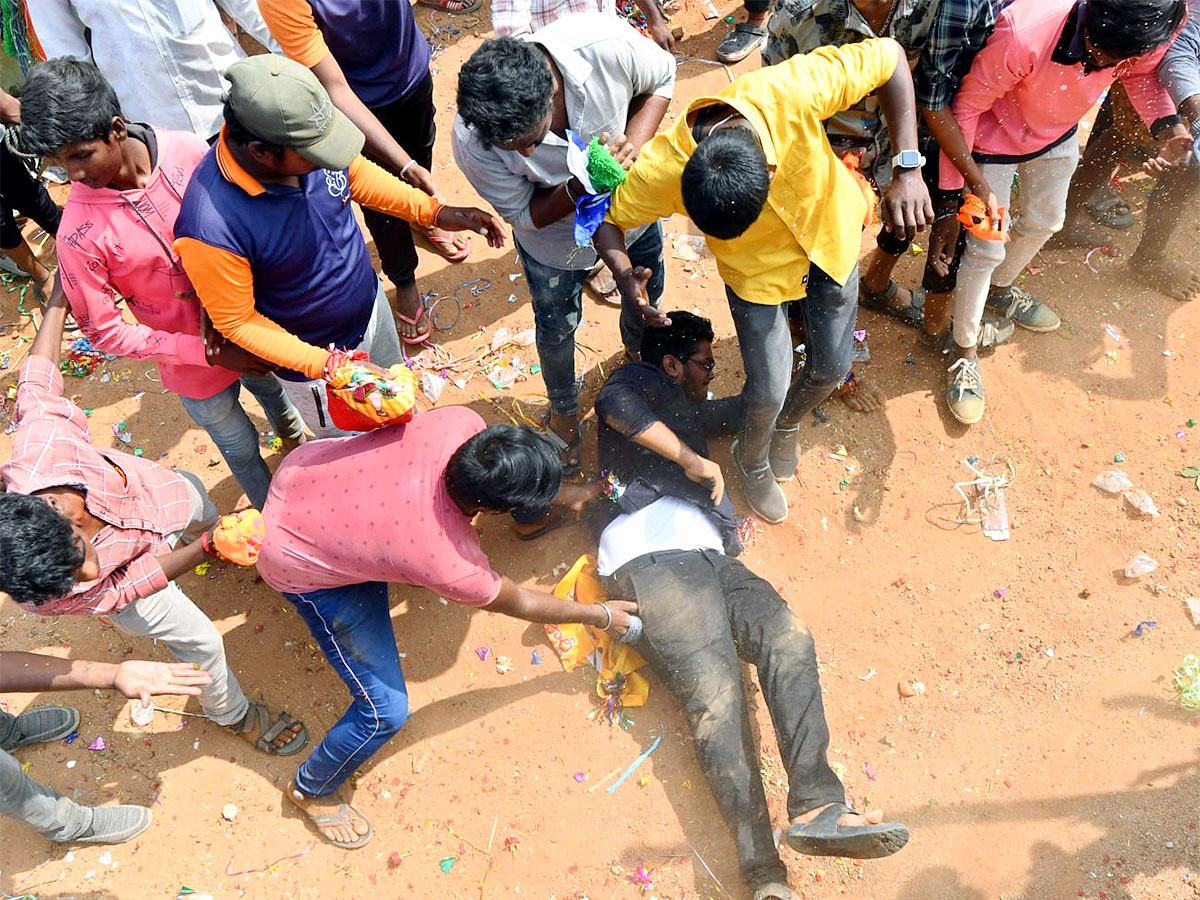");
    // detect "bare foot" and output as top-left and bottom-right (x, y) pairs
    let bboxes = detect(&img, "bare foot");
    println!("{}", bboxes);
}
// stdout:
(841, 375), (886, 413)
(792, 803), (885, 829)
(1129, 250), (1200, 302)
(288, 782), (370, 846)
